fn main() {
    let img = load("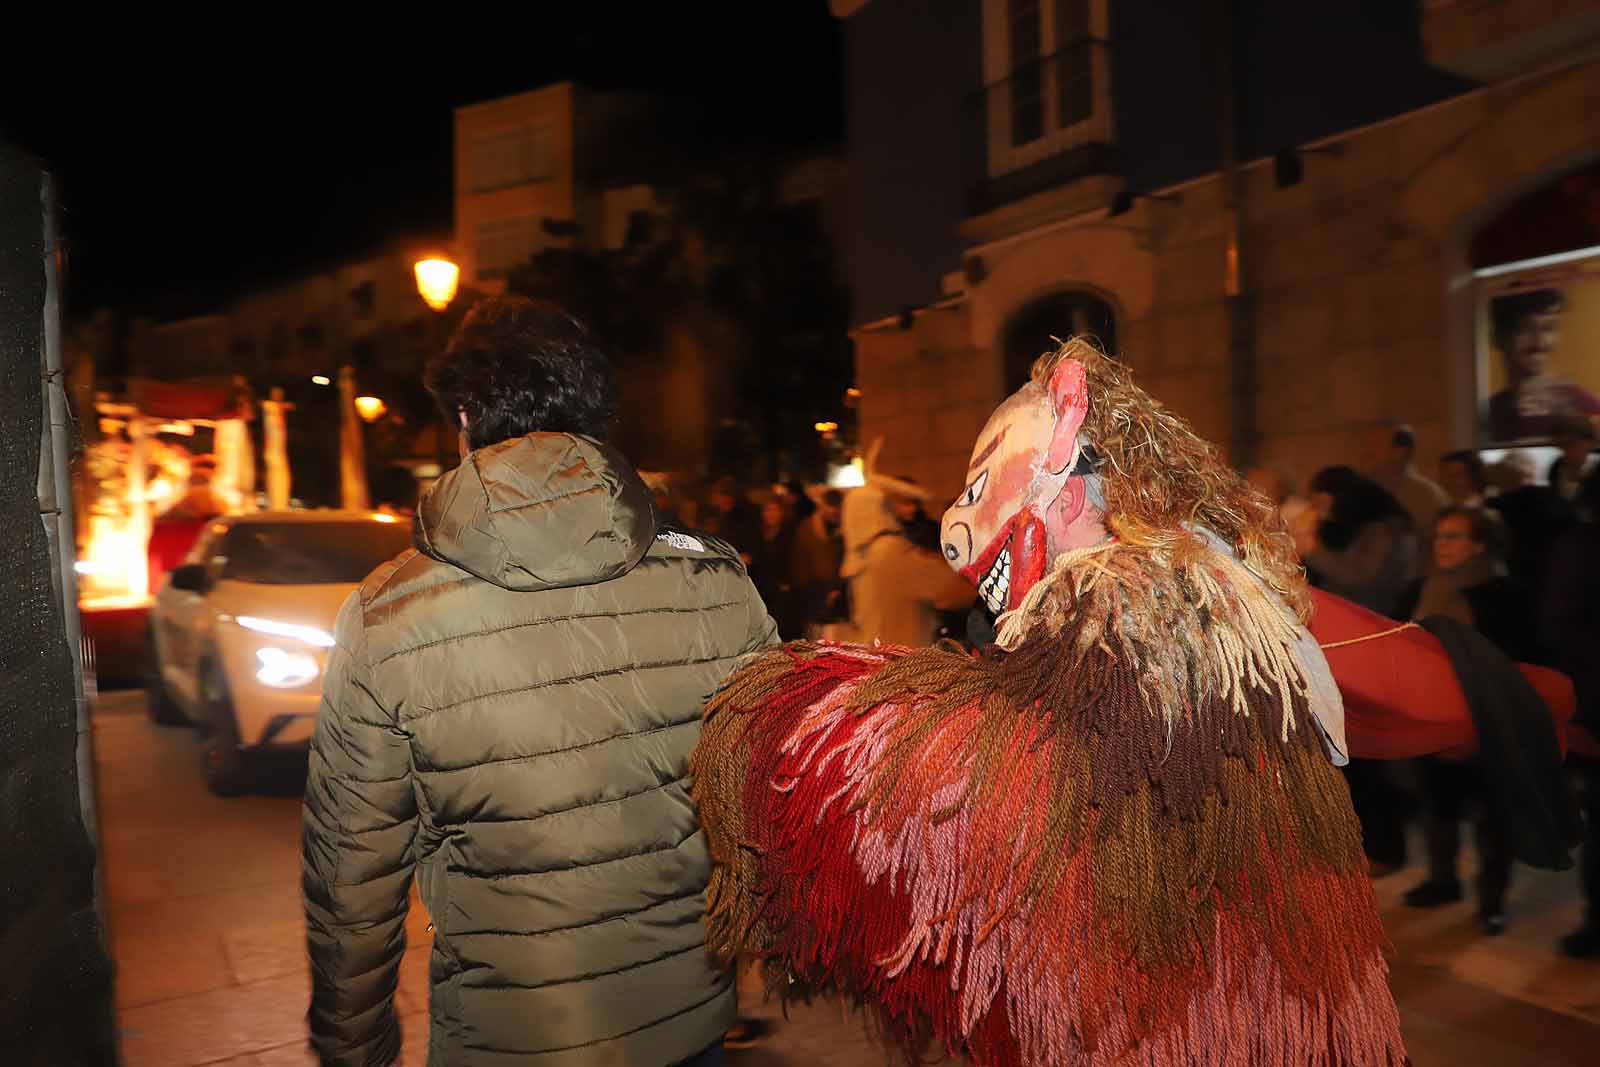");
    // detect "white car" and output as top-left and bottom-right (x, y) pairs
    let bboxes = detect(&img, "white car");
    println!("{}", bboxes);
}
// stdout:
(145, 510), (413, 794)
